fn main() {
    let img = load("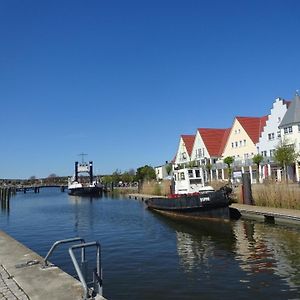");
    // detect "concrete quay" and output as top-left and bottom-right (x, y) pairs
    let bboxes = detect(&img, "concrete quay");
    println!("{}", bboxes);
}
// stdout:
(129, 193), (300, 226)
(0, 231), (106, 300)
